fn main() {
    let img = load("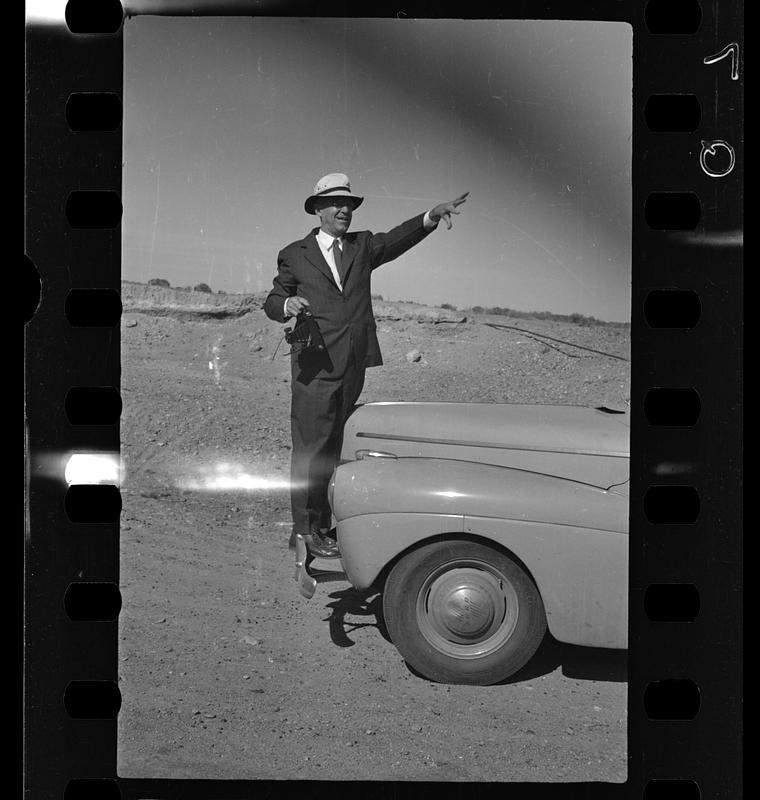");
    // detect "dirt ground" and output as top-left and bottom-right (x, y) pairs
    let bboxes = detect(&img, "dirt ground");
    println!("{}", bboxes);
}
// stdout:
(117, 287), (629, 782)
